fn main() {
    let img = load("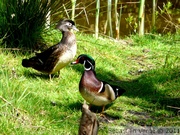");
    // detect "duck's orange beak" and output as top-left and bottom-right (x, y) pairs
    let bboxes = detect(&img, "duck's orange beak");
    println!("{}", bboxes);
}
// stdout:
(71, 59), (79, 65)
